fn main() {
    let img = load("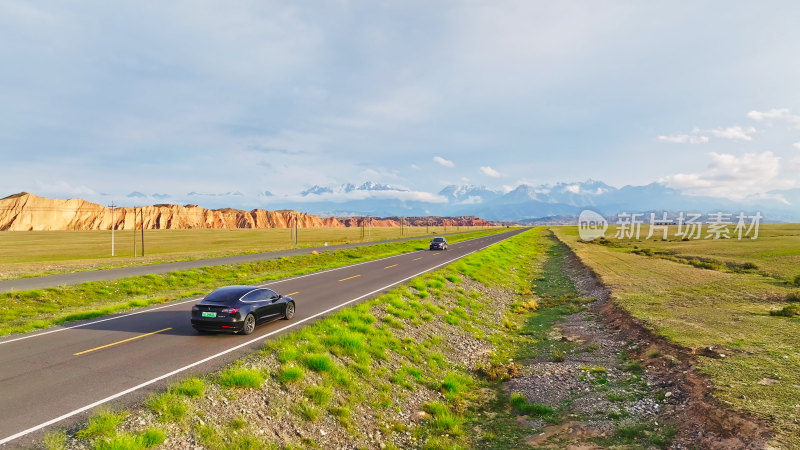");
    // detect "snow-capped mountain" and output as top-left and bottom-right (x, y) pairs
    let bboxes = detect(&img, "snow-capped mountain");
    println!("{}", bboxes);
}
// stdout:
(301, 182), (406, 196)
(142, 180), (797, 222)
(285, 179), (797, 221)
